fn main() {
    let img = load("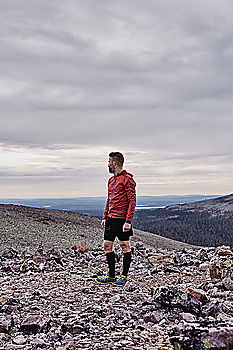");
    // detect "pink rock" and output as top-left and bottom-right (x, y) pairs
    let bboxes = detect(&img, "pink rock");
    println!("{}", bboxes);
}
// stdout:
(20, 315), (50, 334)
(198, 263), (209, 271)
(0, 315), (13, 333)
